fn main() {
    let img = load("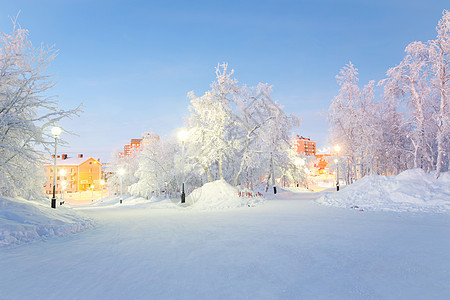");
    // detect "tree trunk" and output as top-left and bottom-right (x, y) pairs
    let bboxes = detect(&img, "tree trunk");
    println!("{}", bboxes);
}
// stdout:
(218, 155), (224, 180)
